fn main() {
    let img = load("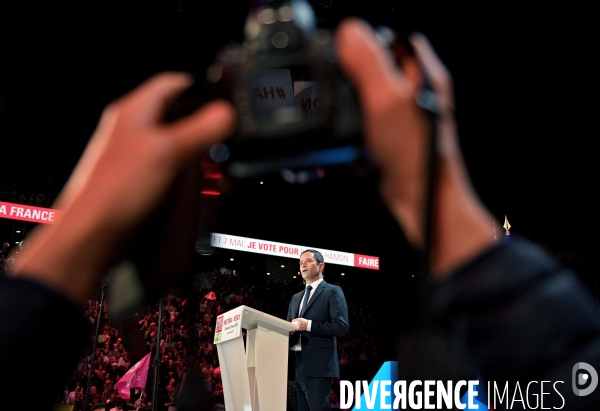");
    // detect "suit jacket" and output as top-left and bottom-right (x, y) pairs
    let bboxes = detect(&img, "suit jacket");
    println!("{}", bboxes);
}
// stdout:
(287, 280), (349, 378)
